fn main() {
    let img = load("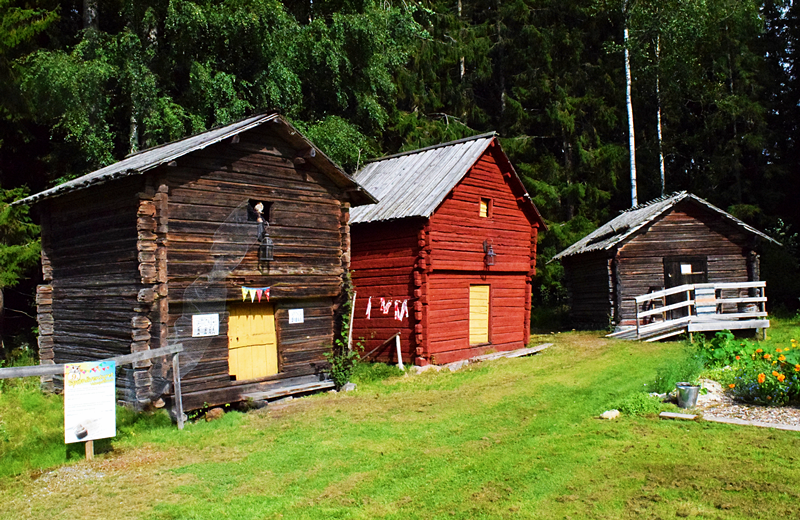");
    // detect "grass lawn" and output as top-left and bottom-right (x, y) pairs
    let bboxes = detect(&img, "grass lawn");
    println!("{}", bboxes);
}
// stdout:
(1, 323), (800, 519)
